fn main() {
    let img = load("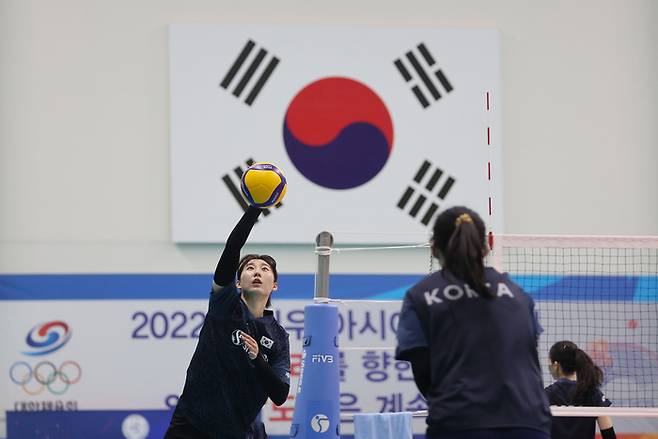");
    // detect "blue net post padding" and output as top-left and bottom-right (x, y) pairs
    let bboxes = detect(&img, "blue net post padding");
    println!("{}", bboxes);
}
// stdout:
(290, 304), (340, 438)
